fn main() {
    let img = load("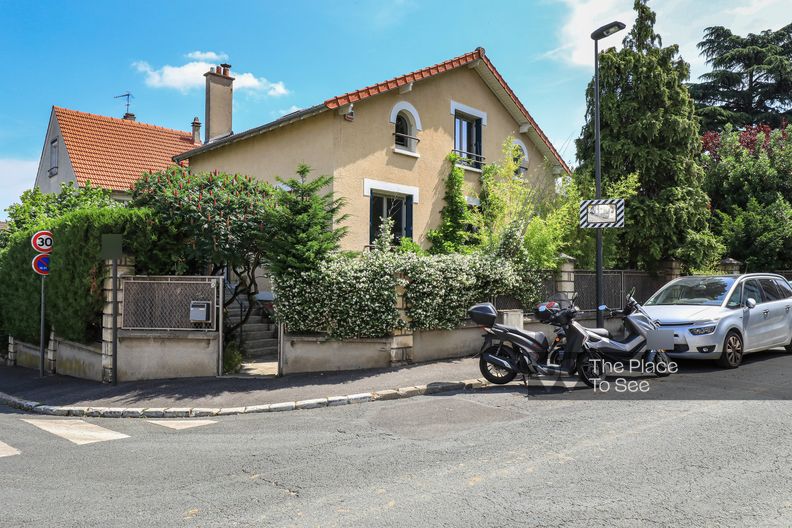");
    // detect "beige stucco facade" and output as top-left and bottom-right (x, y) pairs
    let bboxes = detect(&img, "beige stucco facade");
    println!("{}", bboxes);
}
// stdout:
(187, 66), (562, 251)
(34, 113), (78, 194)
